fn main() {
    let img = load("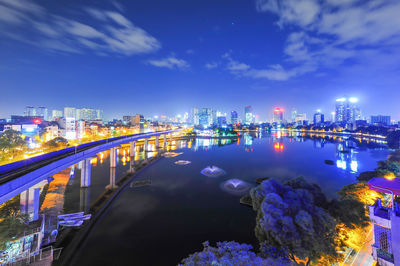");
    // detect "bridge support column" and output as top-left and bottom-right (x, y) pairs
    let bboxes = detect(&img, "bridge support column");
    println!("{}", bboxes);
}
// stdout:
(110, 147), (117, 168)
(155, 136), (159, 149)
(81, 159), (91, 187)
(20, 187), (40, 221)
(107, 167), (117, 190)
(163, 134), (167, 148)
(169, 133), (173, 142)
(130, 141), (136, 157)
(144, 138), (148, 151)
(79, 187), (90, 213)
(129, 159), (135, 174)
